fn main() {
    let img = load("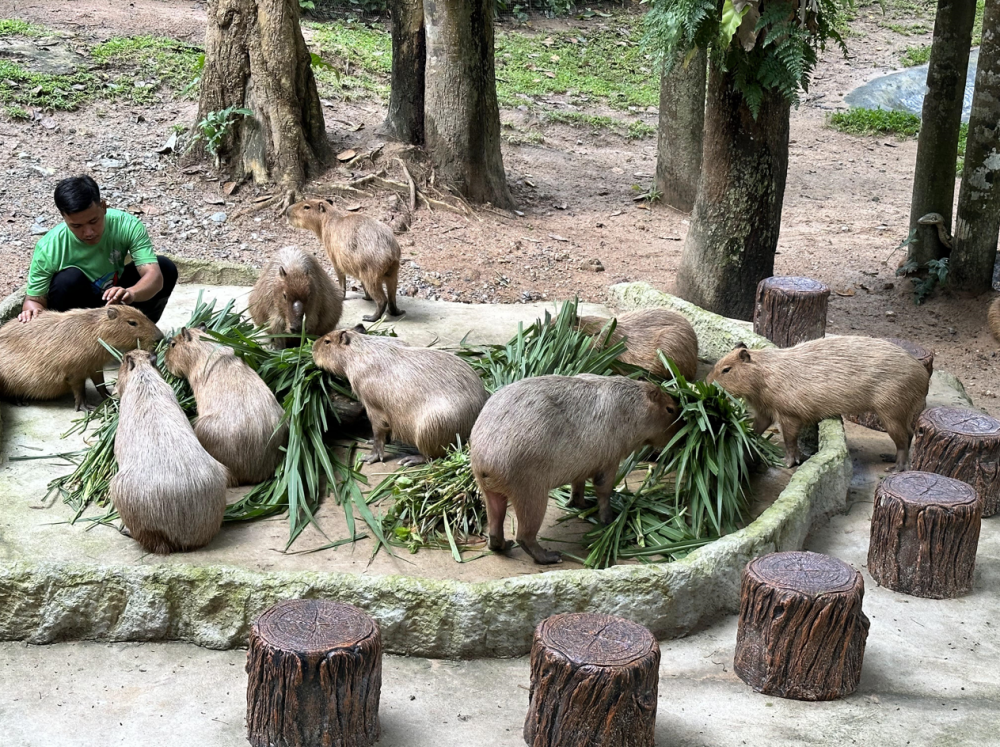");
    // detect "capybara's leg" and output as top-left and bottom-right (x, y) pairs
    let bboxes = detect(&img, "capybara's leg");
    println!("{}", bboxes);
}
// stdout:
(569, 478), (588, 509)
(69, 377), (91, 412)
(882, 416), (912, 472)
(483, 489), (513, 553)
(363, 410), (391, 464)
(361, 282), (373, 301)
(514, 491), (561, 565)
(593, 466), (617, 525)
(779, 417), (803, 467)
(335, 267), (347, 292)
(385, 266), (404, 317)
(752, 412), (774, 435)
(399, 454), (428, 467)
(91, 369), (109, 400)
(363, 278), (389, 323)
